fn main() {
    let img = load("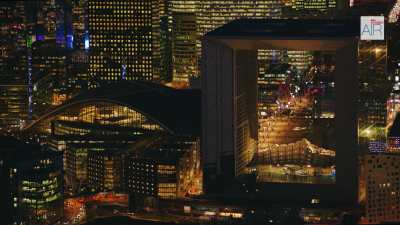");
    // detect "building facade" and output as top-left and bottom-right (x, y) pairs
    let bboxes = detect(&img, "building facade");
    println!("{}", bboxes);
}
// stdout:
(0, 2), (29, 132)
(87, 0), (163, 84)
(202, 19), (359, 204)
(364, 153), (400, 224)
(125, 137), (201, 201)
(0, 137), (63, 225)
